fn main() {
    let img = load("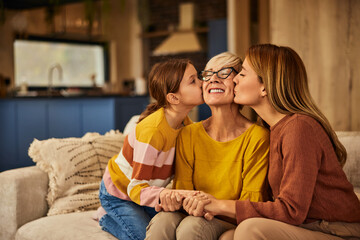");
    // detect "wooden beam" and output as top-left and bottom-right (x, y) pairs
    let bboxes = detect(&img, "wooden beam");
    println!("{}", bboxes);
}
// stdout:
(228, 0), (250, 59)
(258, 0), (270, 43)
